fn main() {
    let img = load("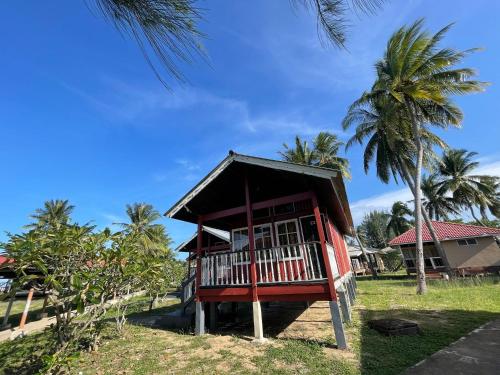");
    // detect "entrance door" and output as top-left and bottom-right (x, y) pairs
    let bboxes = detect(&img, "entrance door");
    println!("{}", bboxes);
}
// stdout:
(275, 219), (304, 281)
(275, 219), (301, 248)
(300, 216), (320, 242)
